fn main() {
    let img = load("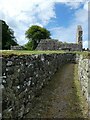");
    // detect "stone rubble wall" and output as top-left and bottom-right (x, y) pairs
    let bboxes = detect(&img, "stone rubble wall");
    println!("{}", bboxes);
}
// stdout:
(36, 39), (82, 51)
(77, 54), (90, 103)
(2, 53), (76, 119)
(59, 43), (81, 51)
(11, 46), (24, 50)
